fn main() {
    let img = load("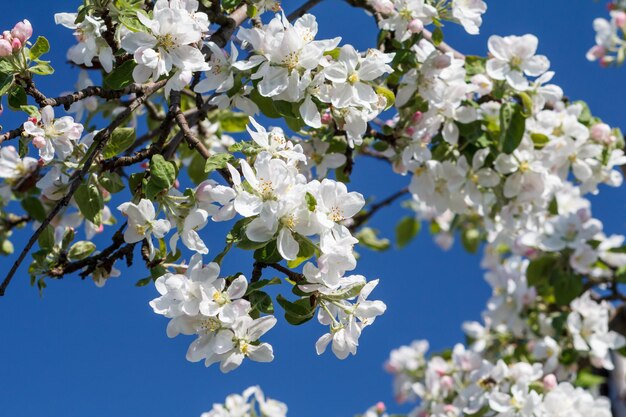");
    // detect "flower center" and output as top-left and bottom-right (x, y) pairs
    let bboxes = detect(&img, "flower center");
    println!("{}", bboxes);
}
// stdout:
(156, 33), (176, 51)
(348, 72), (360, 85)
